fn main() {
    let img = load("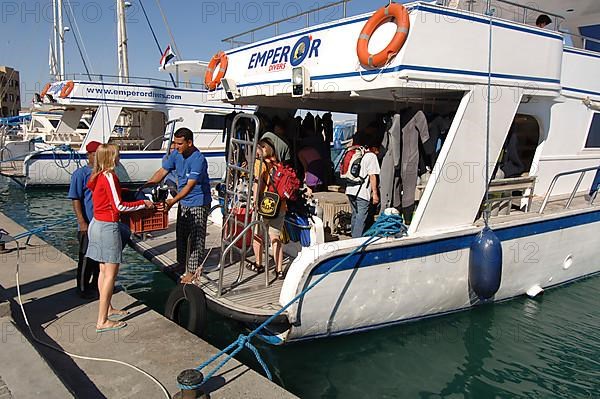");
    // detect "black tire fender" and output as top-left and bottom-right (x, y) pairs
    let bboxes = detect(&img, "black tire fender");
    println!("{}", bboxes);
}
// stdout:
(164, 283), (208, 337)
